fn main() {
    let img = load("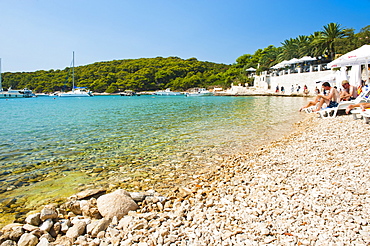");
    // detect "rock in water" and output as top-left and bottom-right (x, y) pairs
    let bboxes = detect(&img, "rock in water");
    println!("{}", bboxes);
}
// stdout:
(96, 189), (138, 220)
